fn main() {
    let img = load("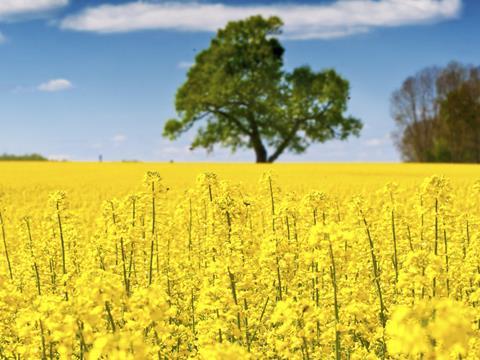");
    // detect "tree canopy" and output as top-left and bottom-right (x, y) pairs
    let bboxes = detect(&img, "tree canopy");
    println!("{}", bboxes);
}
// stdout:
(163, 16), (362, 162)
